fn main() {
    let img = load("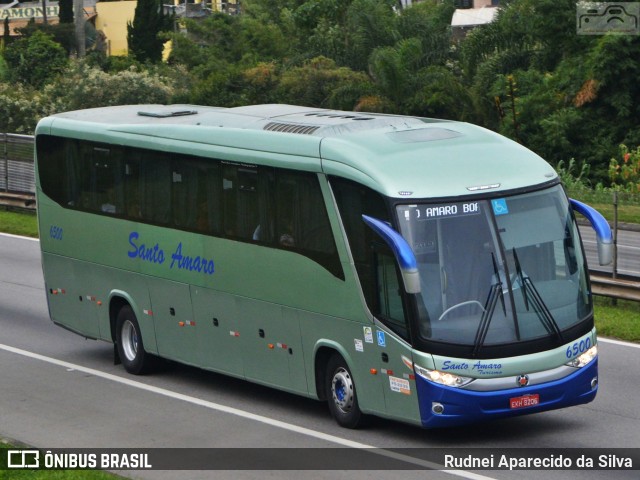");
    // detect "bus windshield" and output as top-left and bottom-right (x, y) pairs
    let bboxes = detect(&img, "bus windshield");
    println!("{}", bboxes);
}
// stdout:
(396, 185), (590, 353)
